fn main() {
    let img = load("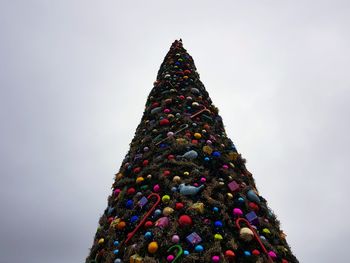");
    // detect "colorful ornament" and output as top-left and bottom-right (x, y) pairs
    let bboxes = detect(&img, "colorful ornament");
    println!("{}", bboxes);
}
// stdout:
(186, 232), (202, 245)
(178, 183), (204, 196)
(179, 215), (192, 227)
(148, 241), (159, 253)
(240, 227), (254, 241)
